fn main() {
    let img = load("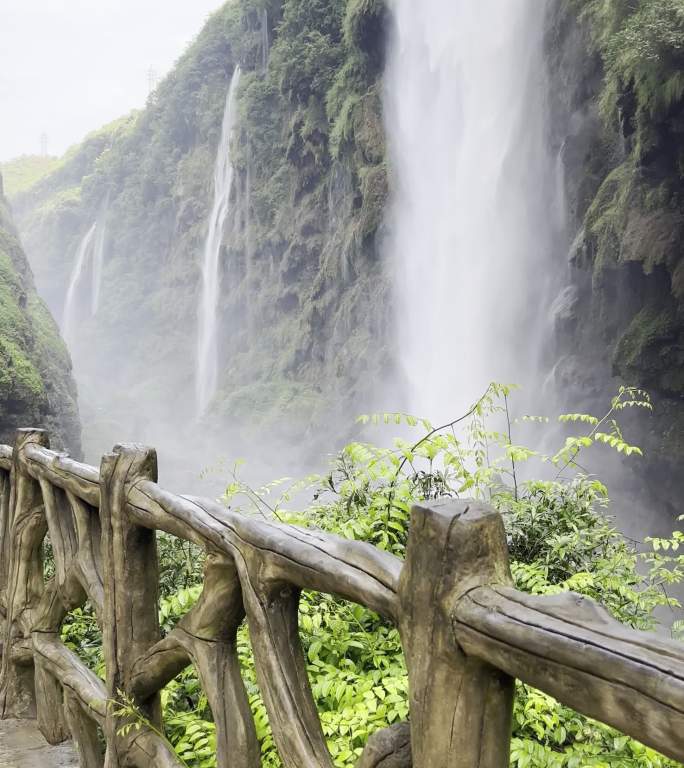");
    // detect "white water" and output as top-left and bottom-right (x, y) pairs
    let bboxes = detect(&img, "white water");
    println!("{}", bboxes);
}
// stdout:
(386, 1), (558, 420)
(62, 209), (108, 346)
(260, 9), (270, 71)
(90, 218), (107, 315)
(62, 222), (97, 346)
(196, 67), (241, 416)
